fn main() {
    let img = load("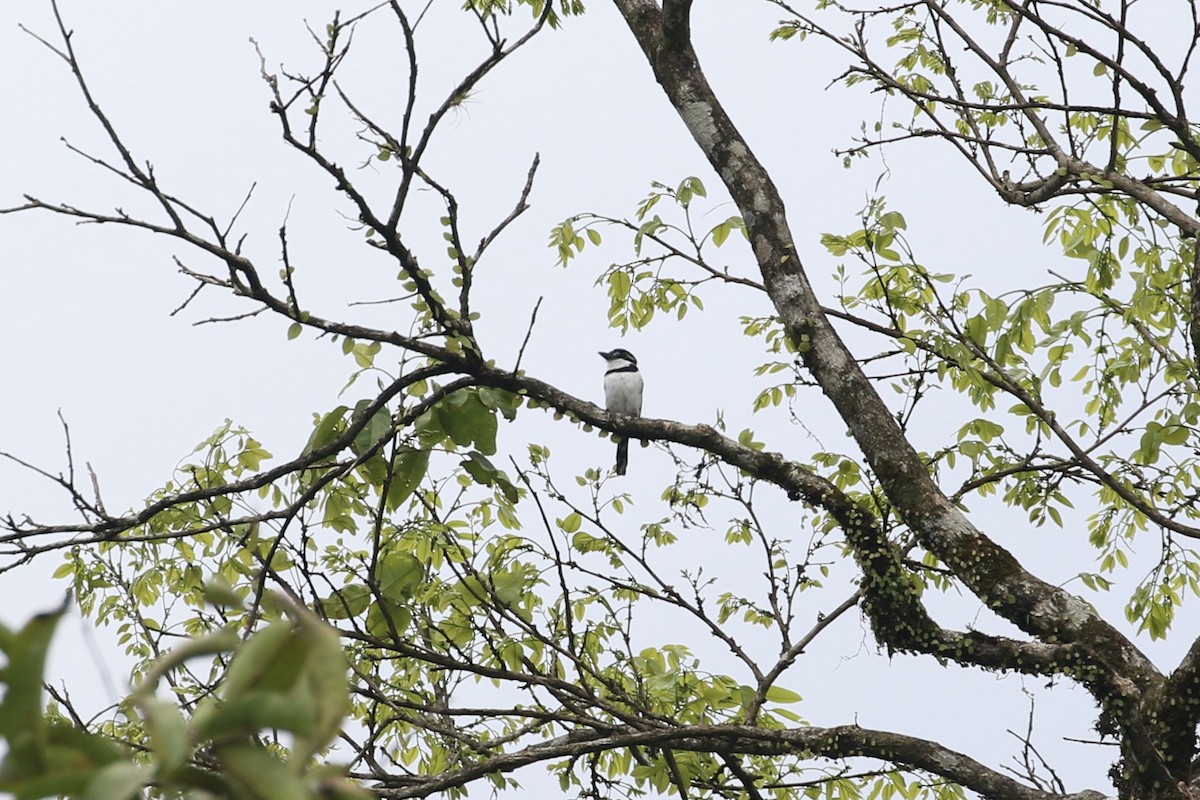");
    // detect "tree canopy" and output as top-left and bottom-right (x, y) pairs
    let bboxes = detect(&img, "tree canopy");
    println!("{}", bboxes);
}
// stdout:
(4, 1), (1200, 799)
